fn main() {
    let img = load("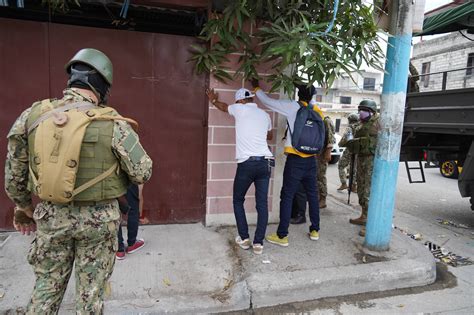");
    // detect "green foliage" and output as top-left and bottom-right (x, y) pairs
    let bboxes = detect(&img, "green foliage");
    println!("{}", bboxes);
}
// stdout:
(41, 0), (80, 12)
(190, 0), (385, 95)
